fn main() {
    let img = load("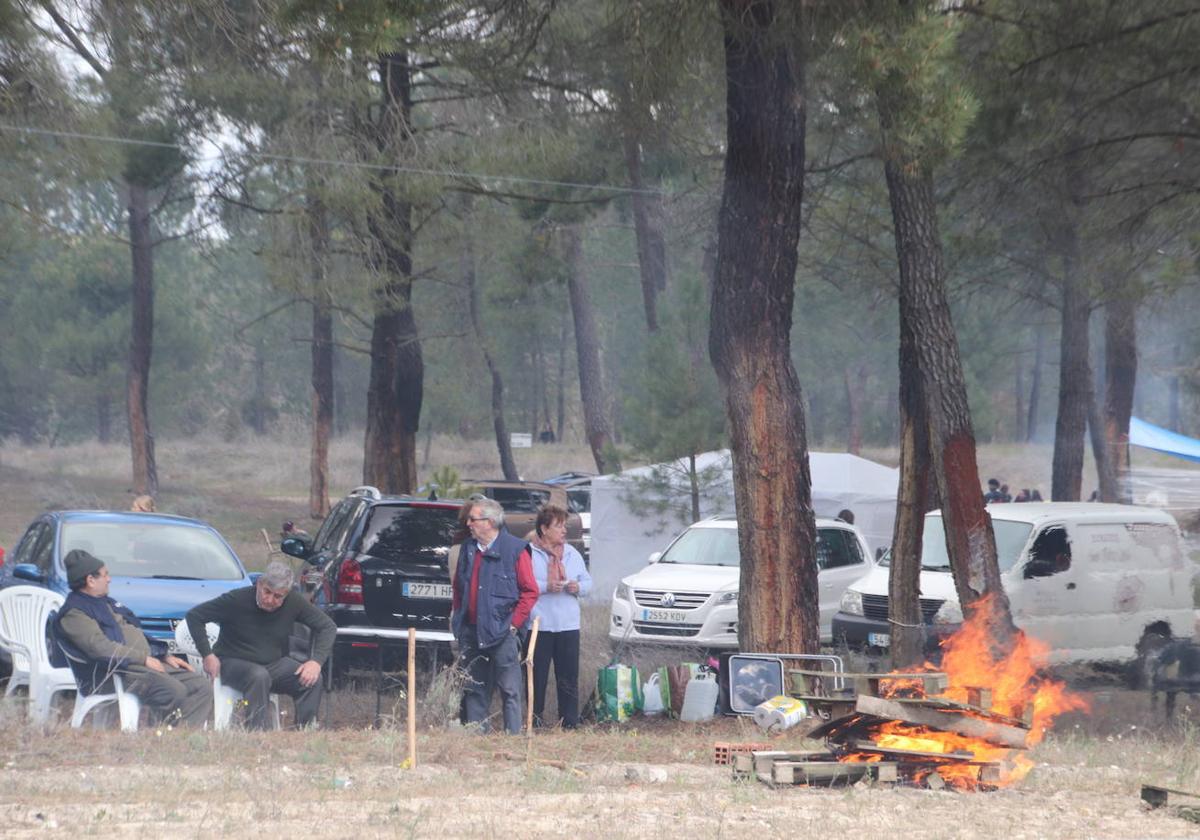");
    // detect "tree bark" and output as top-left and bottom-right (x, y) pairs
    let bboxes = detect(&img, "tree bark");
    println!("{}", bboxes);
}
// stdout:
(1050, 228), (1090, 502)
(710, 0), (818, 654)
(889, 318), (933, 669)
(363, 51), (423, 494)
(1103, 291), (1137, 503)
(877, 89), (1015, 644)
(463, 226), (519, 480)
(308, 192), (333, 520)
(125, 182), (157, 497)
(563, 224), (620, 474)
